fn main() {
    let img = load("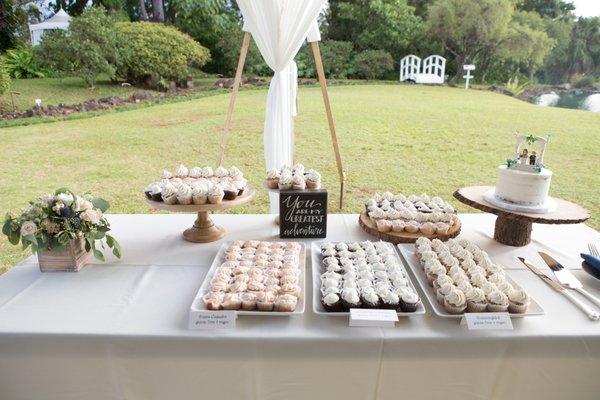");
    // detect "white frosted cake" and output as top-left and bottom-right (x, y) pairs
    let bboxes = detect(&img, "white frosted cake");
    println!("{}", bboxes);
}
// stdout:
(495, 165), (552, 206)
(486, 133), (555, 213)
